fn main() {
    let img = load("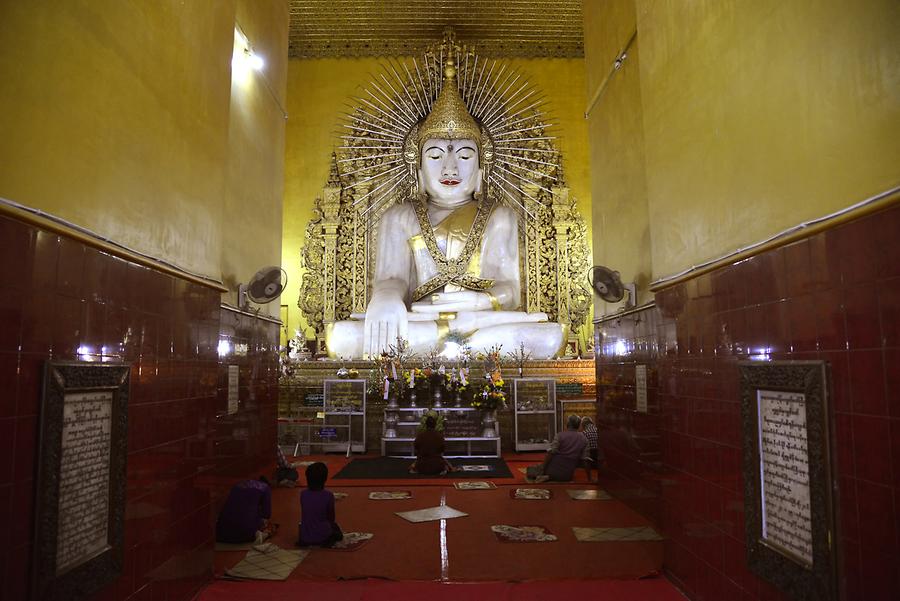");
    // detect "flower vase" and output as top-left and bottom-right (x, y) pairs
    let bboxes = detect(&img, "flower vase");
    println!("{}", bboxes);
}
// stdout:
(433, 385), (443, 408)
(408, 388), (417, 408)
(454, 389), (462, 407)
(384, 412), (398, 438)
(481, 410), (498, 438)
(386, 383), (399, 409)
